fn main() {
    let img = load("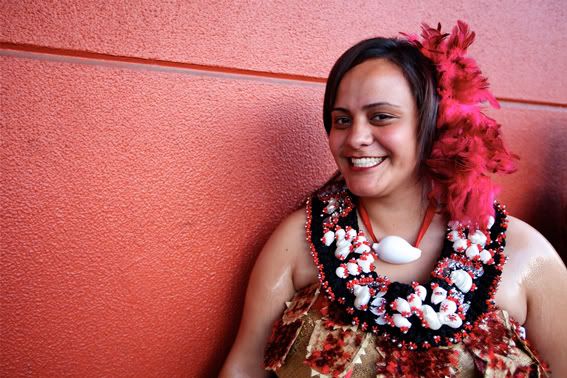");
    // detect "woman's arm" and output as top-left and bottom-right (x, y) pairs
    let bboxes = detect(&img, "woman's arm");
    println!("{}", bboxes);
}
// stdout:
(220, 208), (311, 377)
(507, 217), (567, 376)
